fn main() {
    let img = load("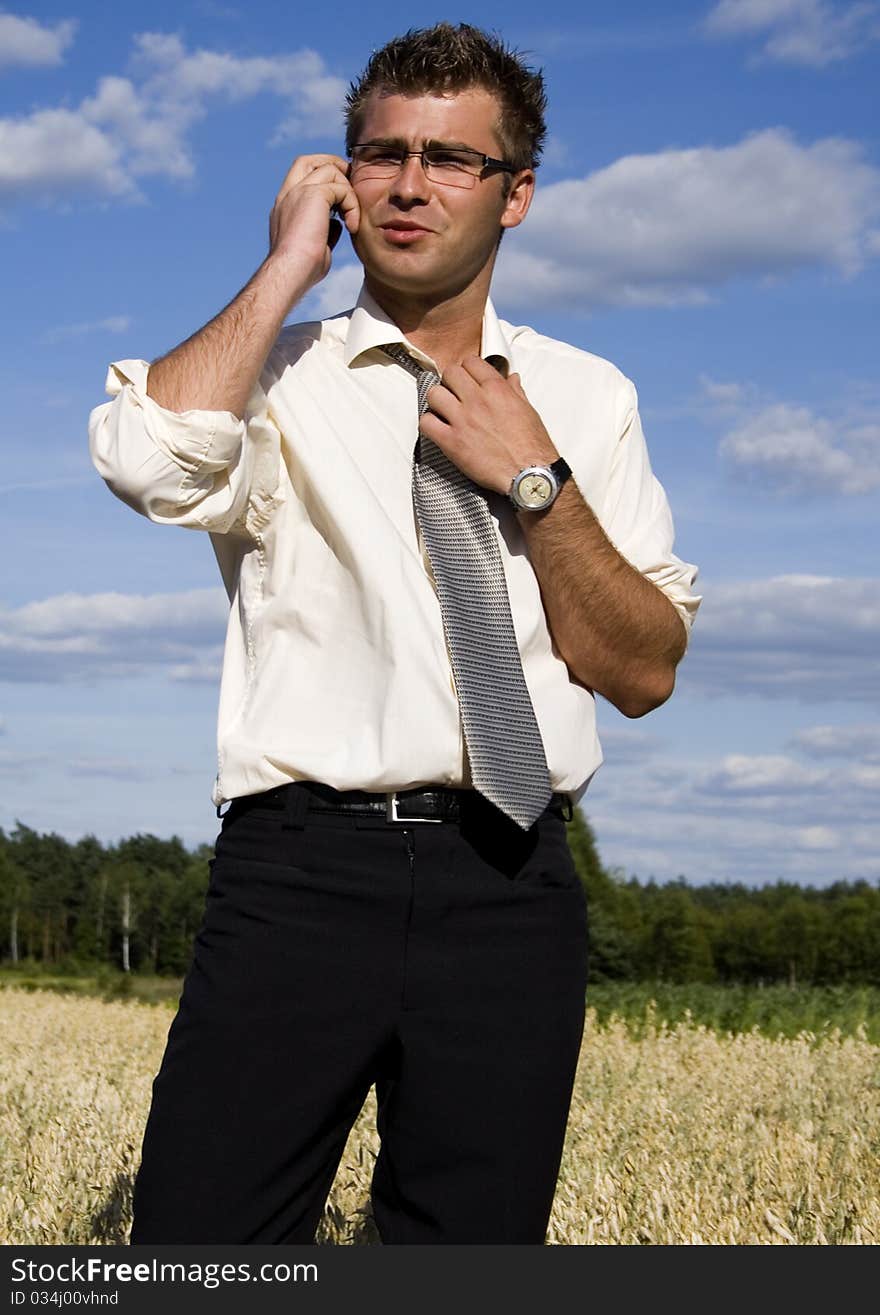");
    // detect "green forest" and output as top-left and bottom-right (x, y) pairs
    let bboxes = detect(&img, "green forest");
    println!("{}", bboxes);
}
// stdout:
(1, 811), (878, 986)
